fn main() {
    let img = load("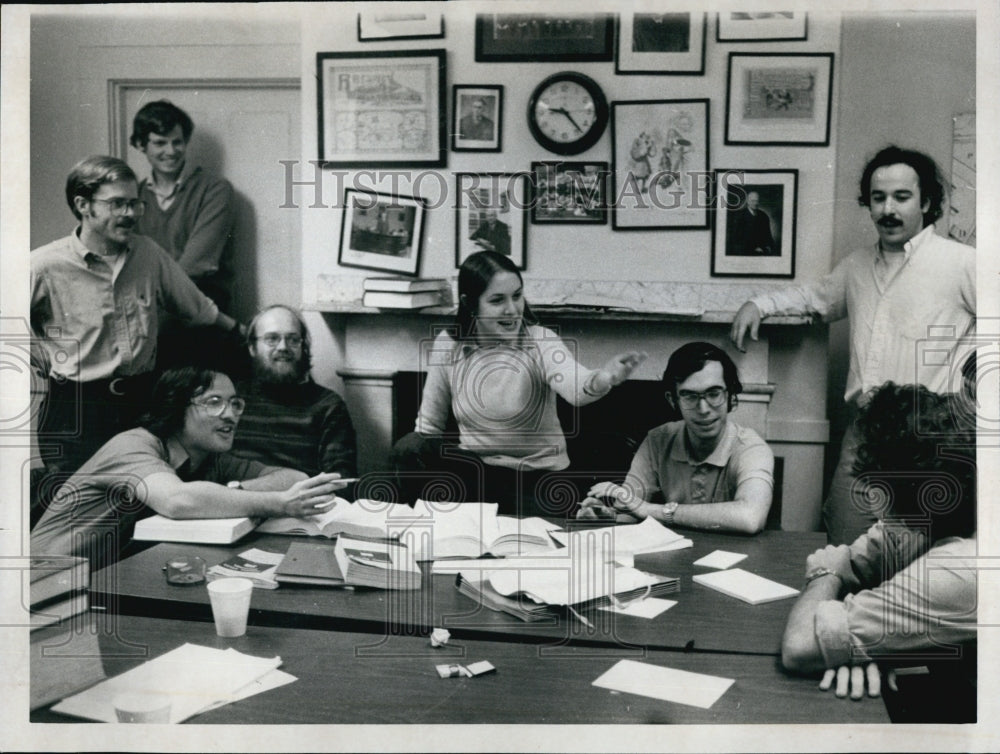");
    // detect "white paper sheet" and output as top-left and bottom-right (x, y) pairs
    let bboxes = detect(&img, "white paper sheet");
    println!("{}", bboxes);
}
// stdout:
(598, 597), (677, 619)
(592, 659), (734, 709)
(692, 550), (748, 569)
(550, 518), (692, 556)
(52, 643), (284, 723)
